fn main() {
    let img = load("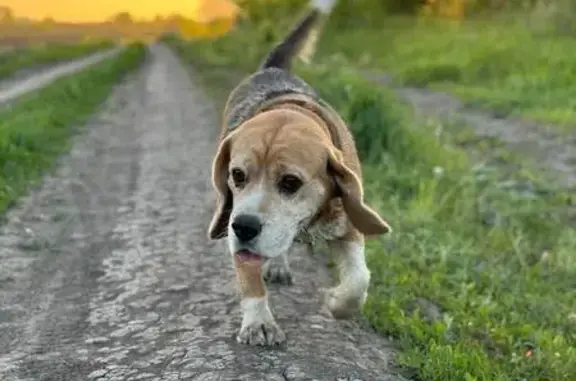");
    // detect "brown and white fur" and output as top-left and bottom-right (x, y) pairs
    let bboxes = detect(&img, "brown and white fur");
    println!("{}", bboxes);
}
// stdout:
(207, 0), (392, 346)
